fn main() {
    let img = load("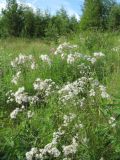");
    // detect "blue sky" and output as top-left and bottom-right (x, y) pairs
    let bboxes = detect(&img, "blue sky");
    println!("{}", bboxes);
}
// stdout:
(24, 0), (83, 19)
(0, 0), (120, 19)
